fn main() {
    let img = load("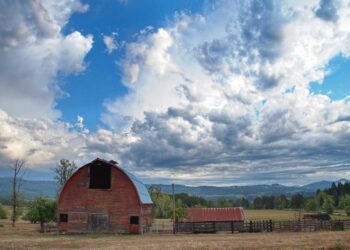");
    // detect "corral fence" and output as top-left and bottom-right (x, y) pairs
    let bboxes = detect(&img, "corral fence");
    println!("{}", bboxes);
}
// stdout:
(172, 220), (350, 234)
(146, 224), (173, 234)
